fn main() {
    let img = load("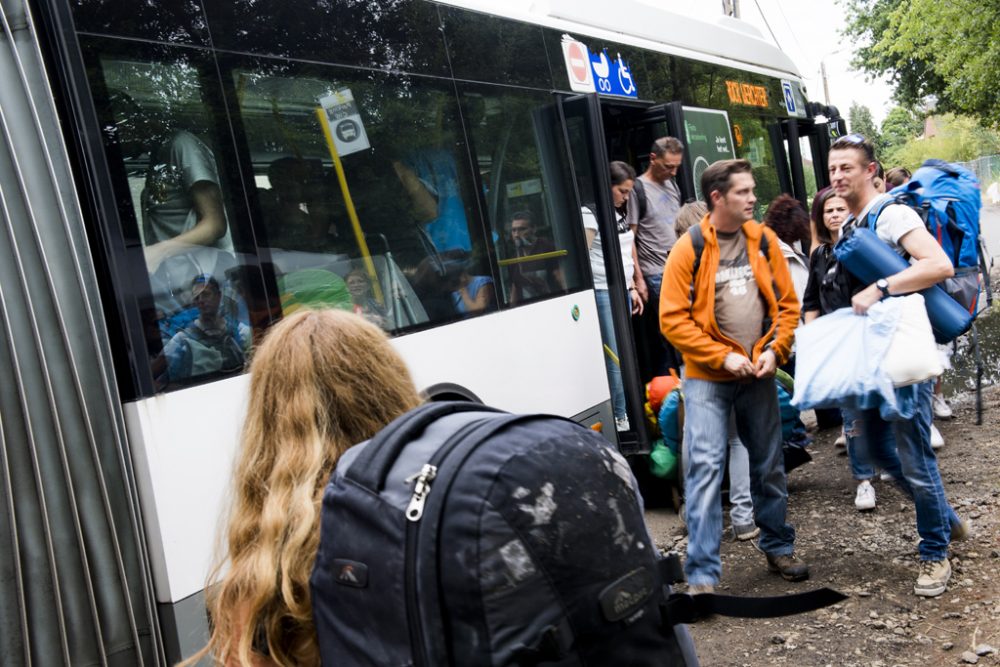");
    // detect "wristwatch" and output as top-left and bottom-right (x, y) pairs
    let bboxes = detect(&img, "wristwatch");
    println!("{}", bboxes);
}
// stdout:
(876, 278), (891, 300)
